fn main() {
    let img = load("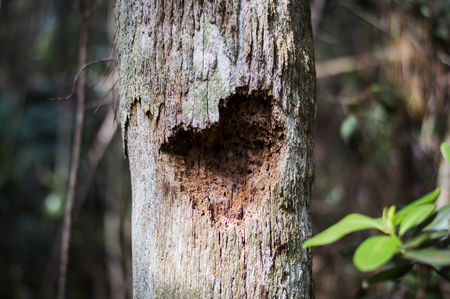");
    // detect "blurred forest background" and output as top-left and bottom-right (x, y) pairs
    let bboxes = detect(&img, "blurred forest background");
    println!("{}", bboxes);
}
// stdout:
(0, 0), (449, 298)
